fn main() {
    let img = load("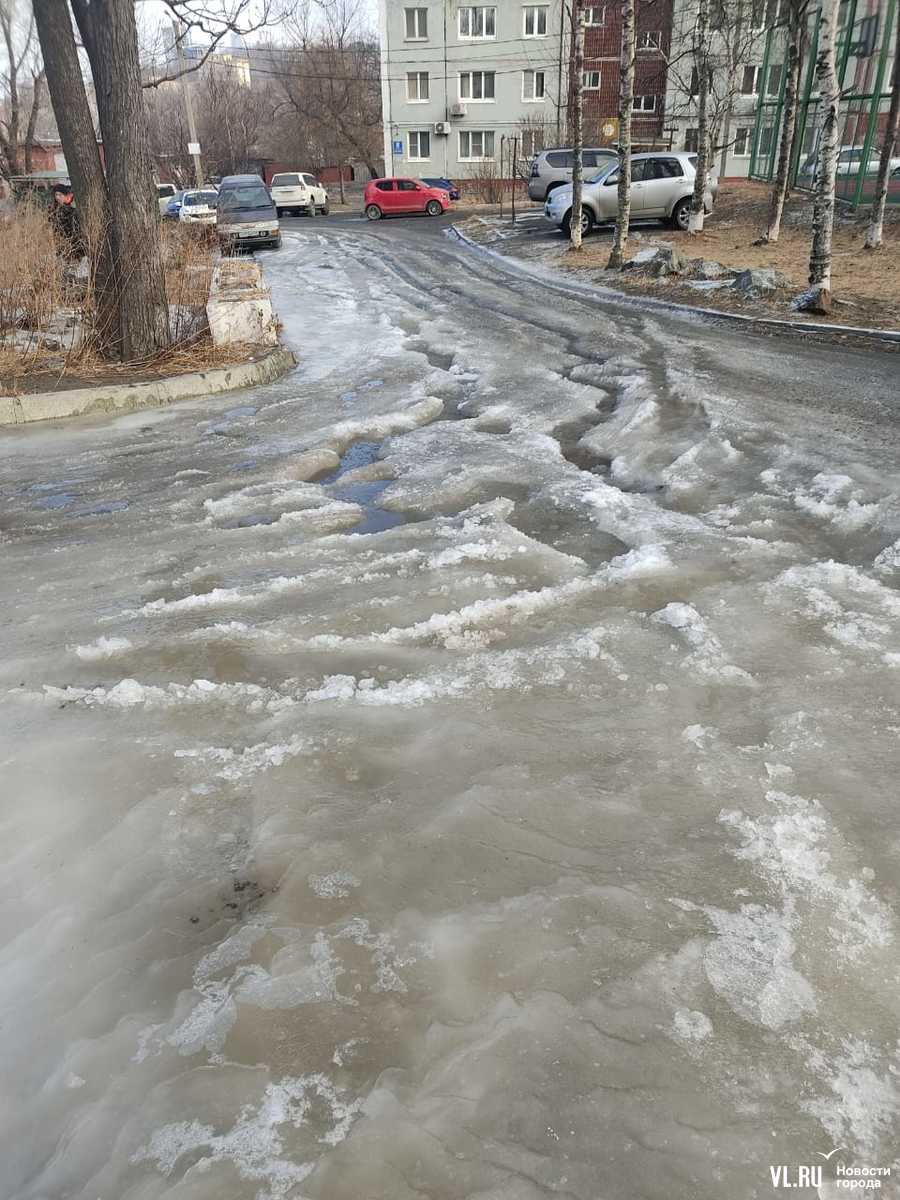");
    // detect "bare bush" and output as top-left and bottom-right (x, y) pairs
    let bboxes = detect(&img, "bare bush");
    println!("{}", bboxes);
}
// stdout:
(161, 222), (217, 346)
(469, 159), (504, 204)
(0, 202), (64, 362)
